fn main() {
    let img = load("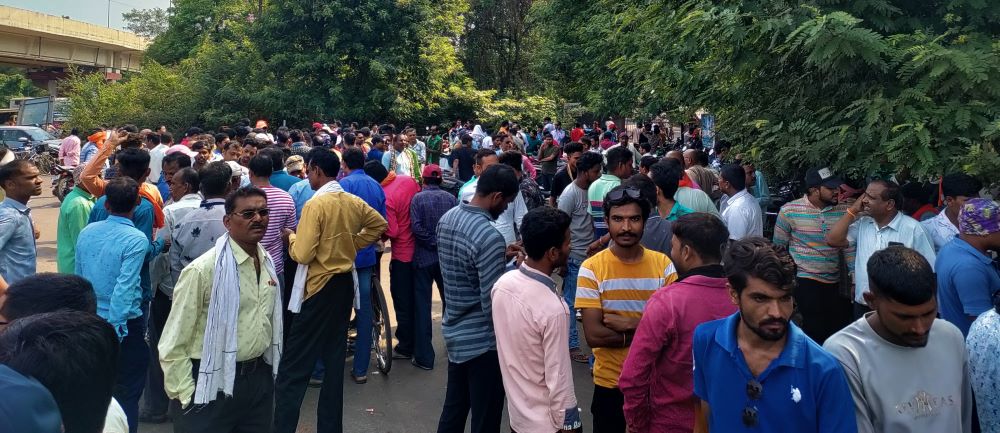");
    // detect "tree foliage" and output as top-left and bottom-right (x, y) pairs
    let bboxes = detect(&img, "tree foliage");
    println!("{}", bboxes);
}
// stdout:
(122, 8), (169, 39)
(0, 67), (45, 102)
(461, 0), (535, 94)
